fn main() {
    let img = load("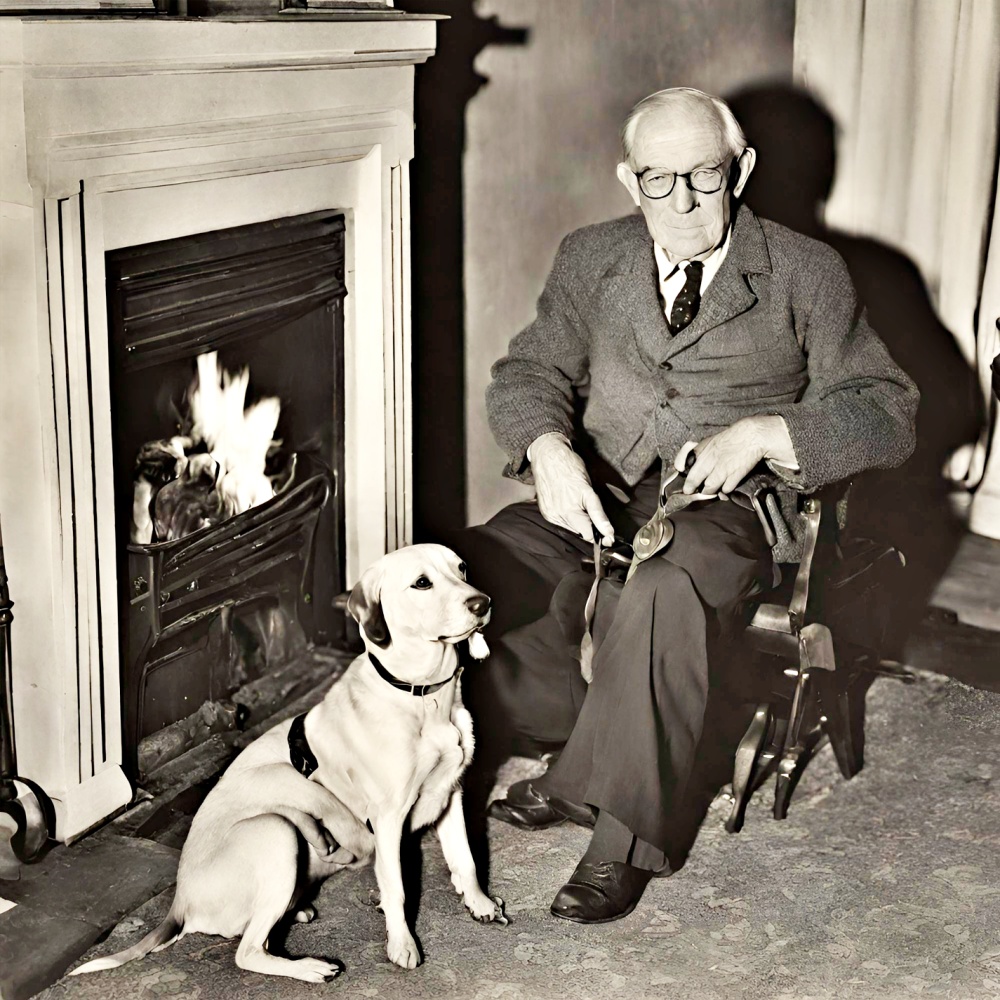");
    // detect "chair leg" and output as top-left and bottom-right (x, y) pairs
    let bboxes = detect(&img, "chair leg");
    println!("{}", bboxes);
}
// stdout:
(773, 727), (828, 820)
(818, 677), (857, 780)
(726, 703), (771, 834)
(774, 754), (797, 820)
(817, 670), (868, 780)
(748, 715), (785, 794)
(773, 652), (811, 820)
